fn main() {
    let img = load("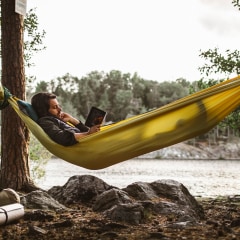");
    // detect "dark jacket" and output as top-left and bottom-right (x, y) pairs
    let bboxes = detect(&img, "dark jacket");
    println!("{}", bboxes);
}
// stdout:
(37, 116), (89, 146)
